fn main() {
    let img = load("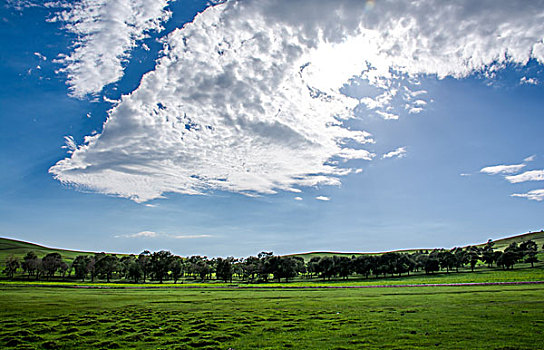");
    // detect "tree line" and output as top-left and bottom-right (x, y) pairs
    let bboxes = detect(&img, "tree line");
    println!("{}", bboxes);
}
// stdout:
(2, 239), (541, 283)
